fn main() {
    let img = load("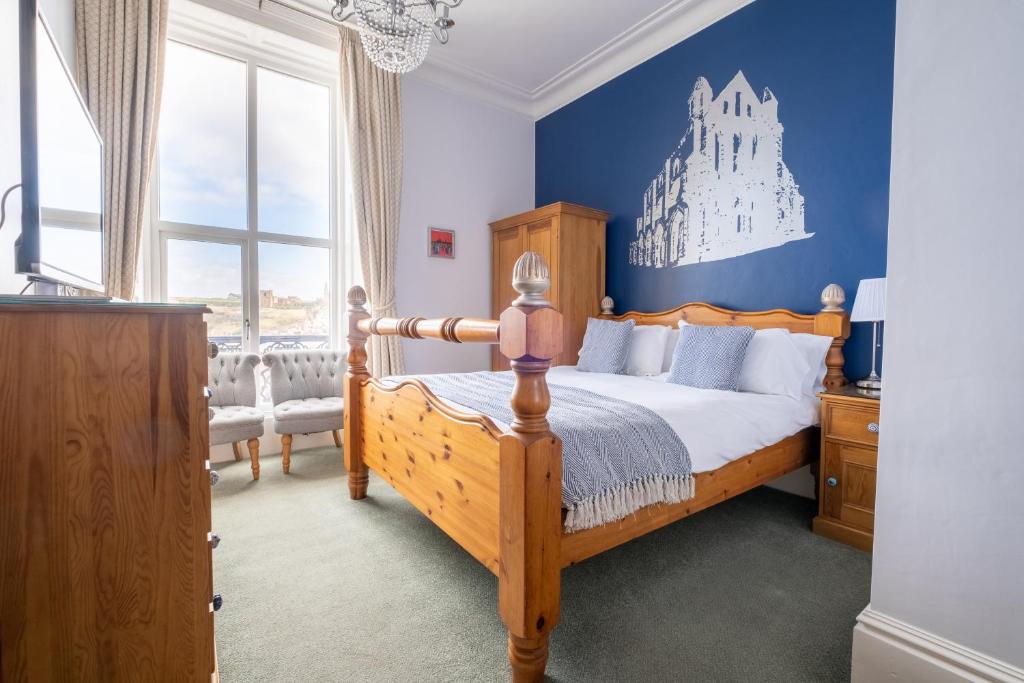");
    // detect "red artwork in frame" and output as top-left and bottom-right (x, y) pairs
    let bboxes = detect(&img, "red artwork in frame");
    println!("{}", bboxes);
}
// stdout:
(428, 228), (455, 259)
